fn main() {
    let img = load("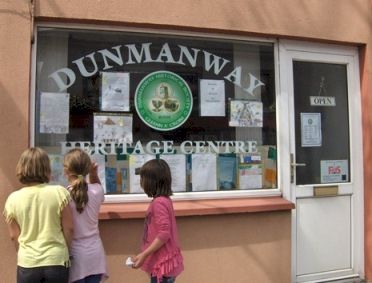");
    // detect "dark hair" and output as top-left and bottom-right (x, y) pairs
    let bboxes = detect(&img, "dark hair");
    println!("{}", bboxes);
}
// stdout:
(16, 147), (51, 184)
(140, 159), (172, 198)
(64, 148), (91, 213)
